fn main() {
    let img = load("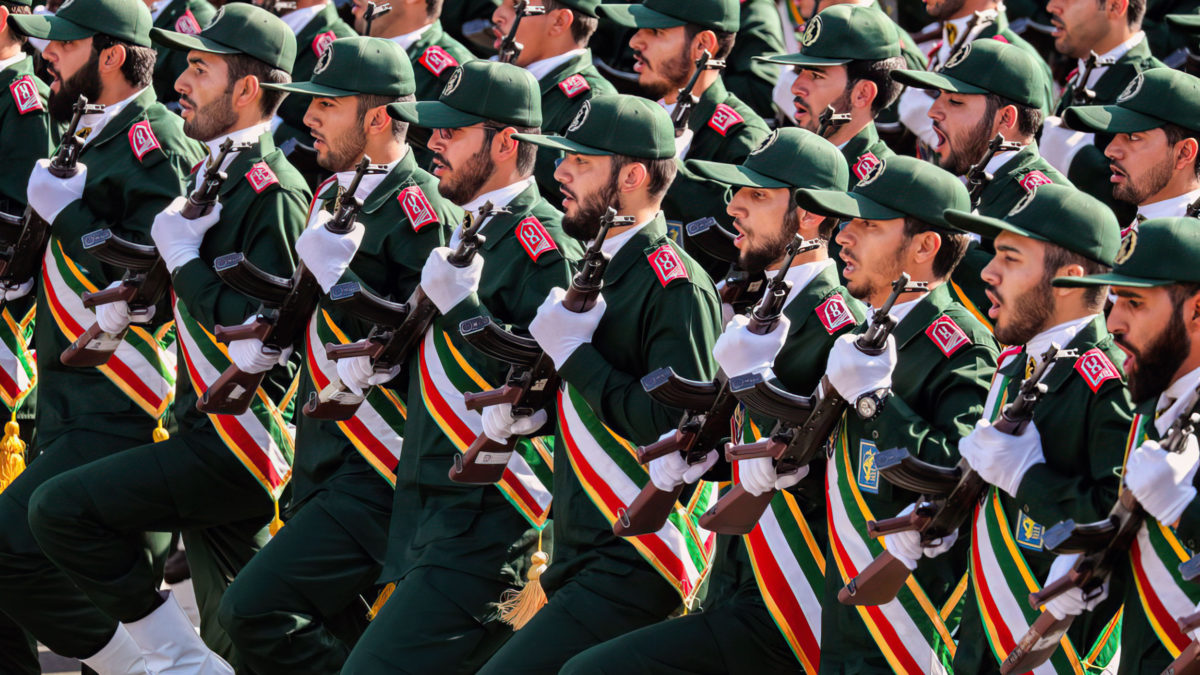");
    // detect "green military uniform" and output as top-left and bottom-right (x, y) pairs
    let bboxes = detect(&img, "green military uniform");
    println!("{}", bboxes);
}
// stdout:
(532, 48), (616, 204)
(404, 20), (475, 169)
(440, 0), (502, 57)
(216, 38), (460, 674)
(343, 61), (582, 673)
(0, 0), (204, 660)
(722, 0), (785, 119)
(149, 0), (216, 108)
